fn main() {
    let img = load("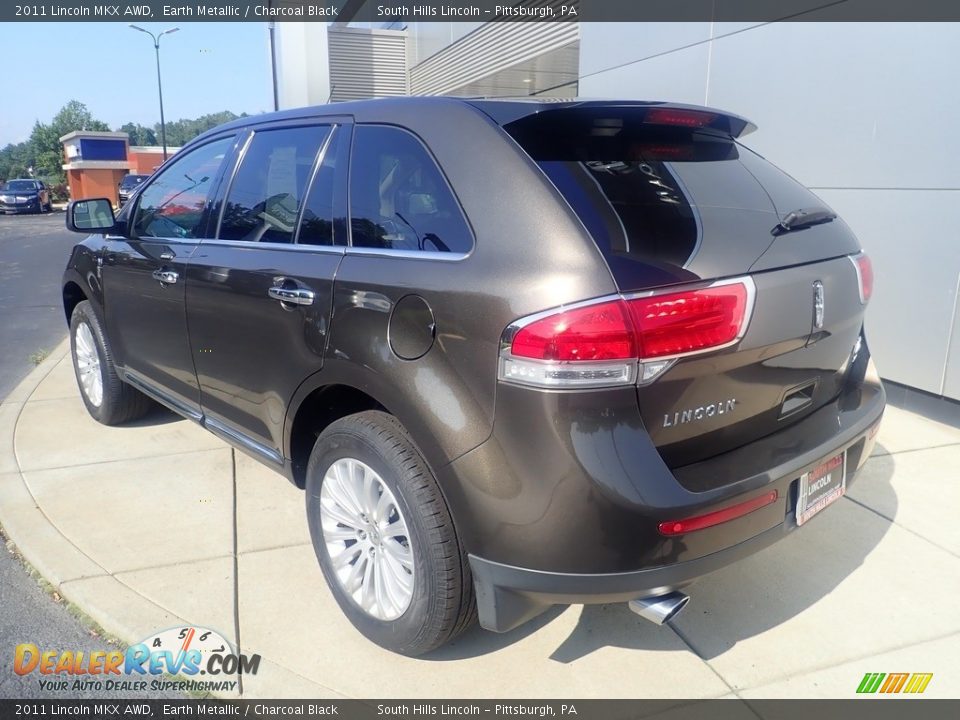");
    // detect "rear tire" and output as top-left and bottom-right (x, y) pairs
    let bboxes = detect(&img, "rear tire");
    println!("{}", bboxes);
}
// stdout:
(69, 301), (153, 425)
(305, 411), (476, 656)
